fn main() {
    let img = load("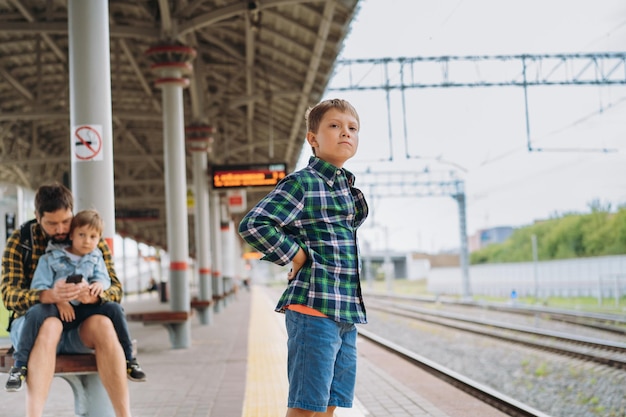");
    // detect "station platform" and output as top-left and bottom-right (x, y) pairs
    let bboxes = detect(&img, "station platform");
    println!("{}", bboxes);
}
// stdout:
(0, 285), (504, 417)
